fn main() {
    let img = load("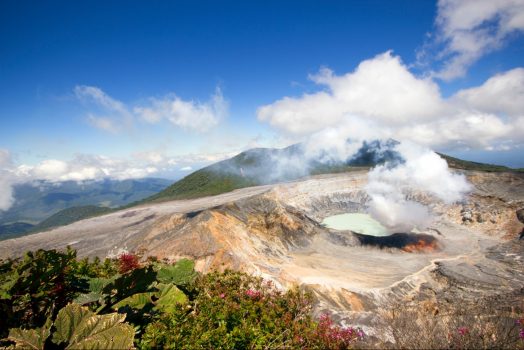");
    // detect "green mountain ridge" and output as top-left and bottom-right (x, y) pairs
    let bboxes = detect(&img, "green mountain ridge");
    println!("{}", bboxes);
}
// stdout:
(143, 144), (524, 205)
(437, 153), (524, 173)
